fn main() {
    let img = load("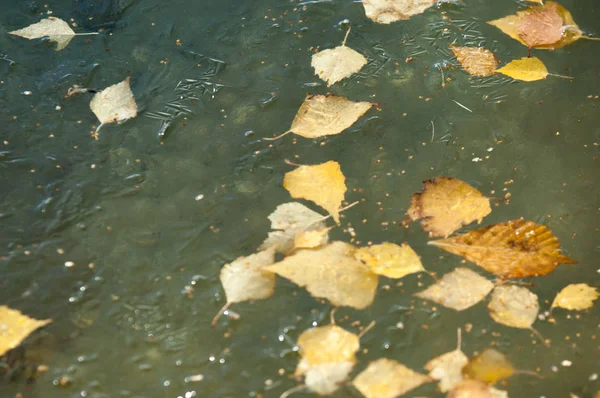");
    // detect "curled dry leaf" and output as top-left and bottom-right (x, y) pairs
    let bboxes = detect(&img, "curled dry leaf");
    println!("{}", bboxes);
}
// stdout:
(284, 161), (347, 224)
(425, 330), (468, 393)
(551, 283), (600, 311)
(488, 285), (539, 329)
(407, 177), (491, 238)
(450, 46), (499, 77)
(354, 242), (425, 279)
(260, 202), (328, 254)
(9, 17), (98, 51)
(429, 219), (577, 278)
(353, 358), (431, 398)
(90, 77), (139, 136)
(516, 2), (563, 48)
(268, 94), (372, 140)
(212, 247), (276, 326)
(312, 29), (367, 86)
(496, 57), (550, 82)
(0, 306), (52, 356)
(447, 380), (508, 398)
(415, 267), (494, 311)
(462, 349), (514, 384)
(294, 324), (360, 395)
(362, 0), (437, 24)
(263, 242), (378, 309)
